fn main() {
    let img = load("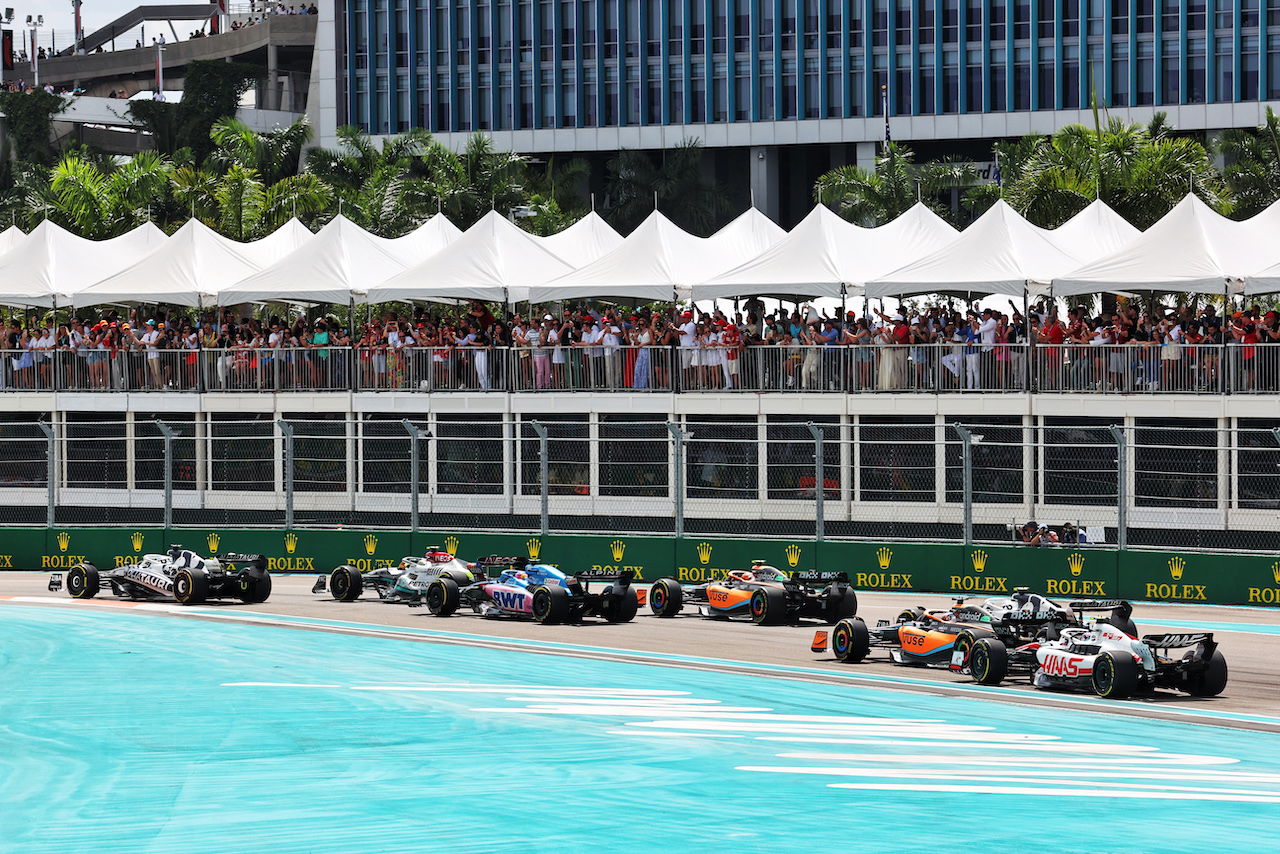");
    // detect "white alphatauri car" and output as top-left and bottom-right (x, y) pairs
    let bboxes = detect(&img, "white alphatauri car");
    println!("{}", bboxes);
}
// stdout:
(49, 547), (271, 606)
(967, 612), (1228, 700)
